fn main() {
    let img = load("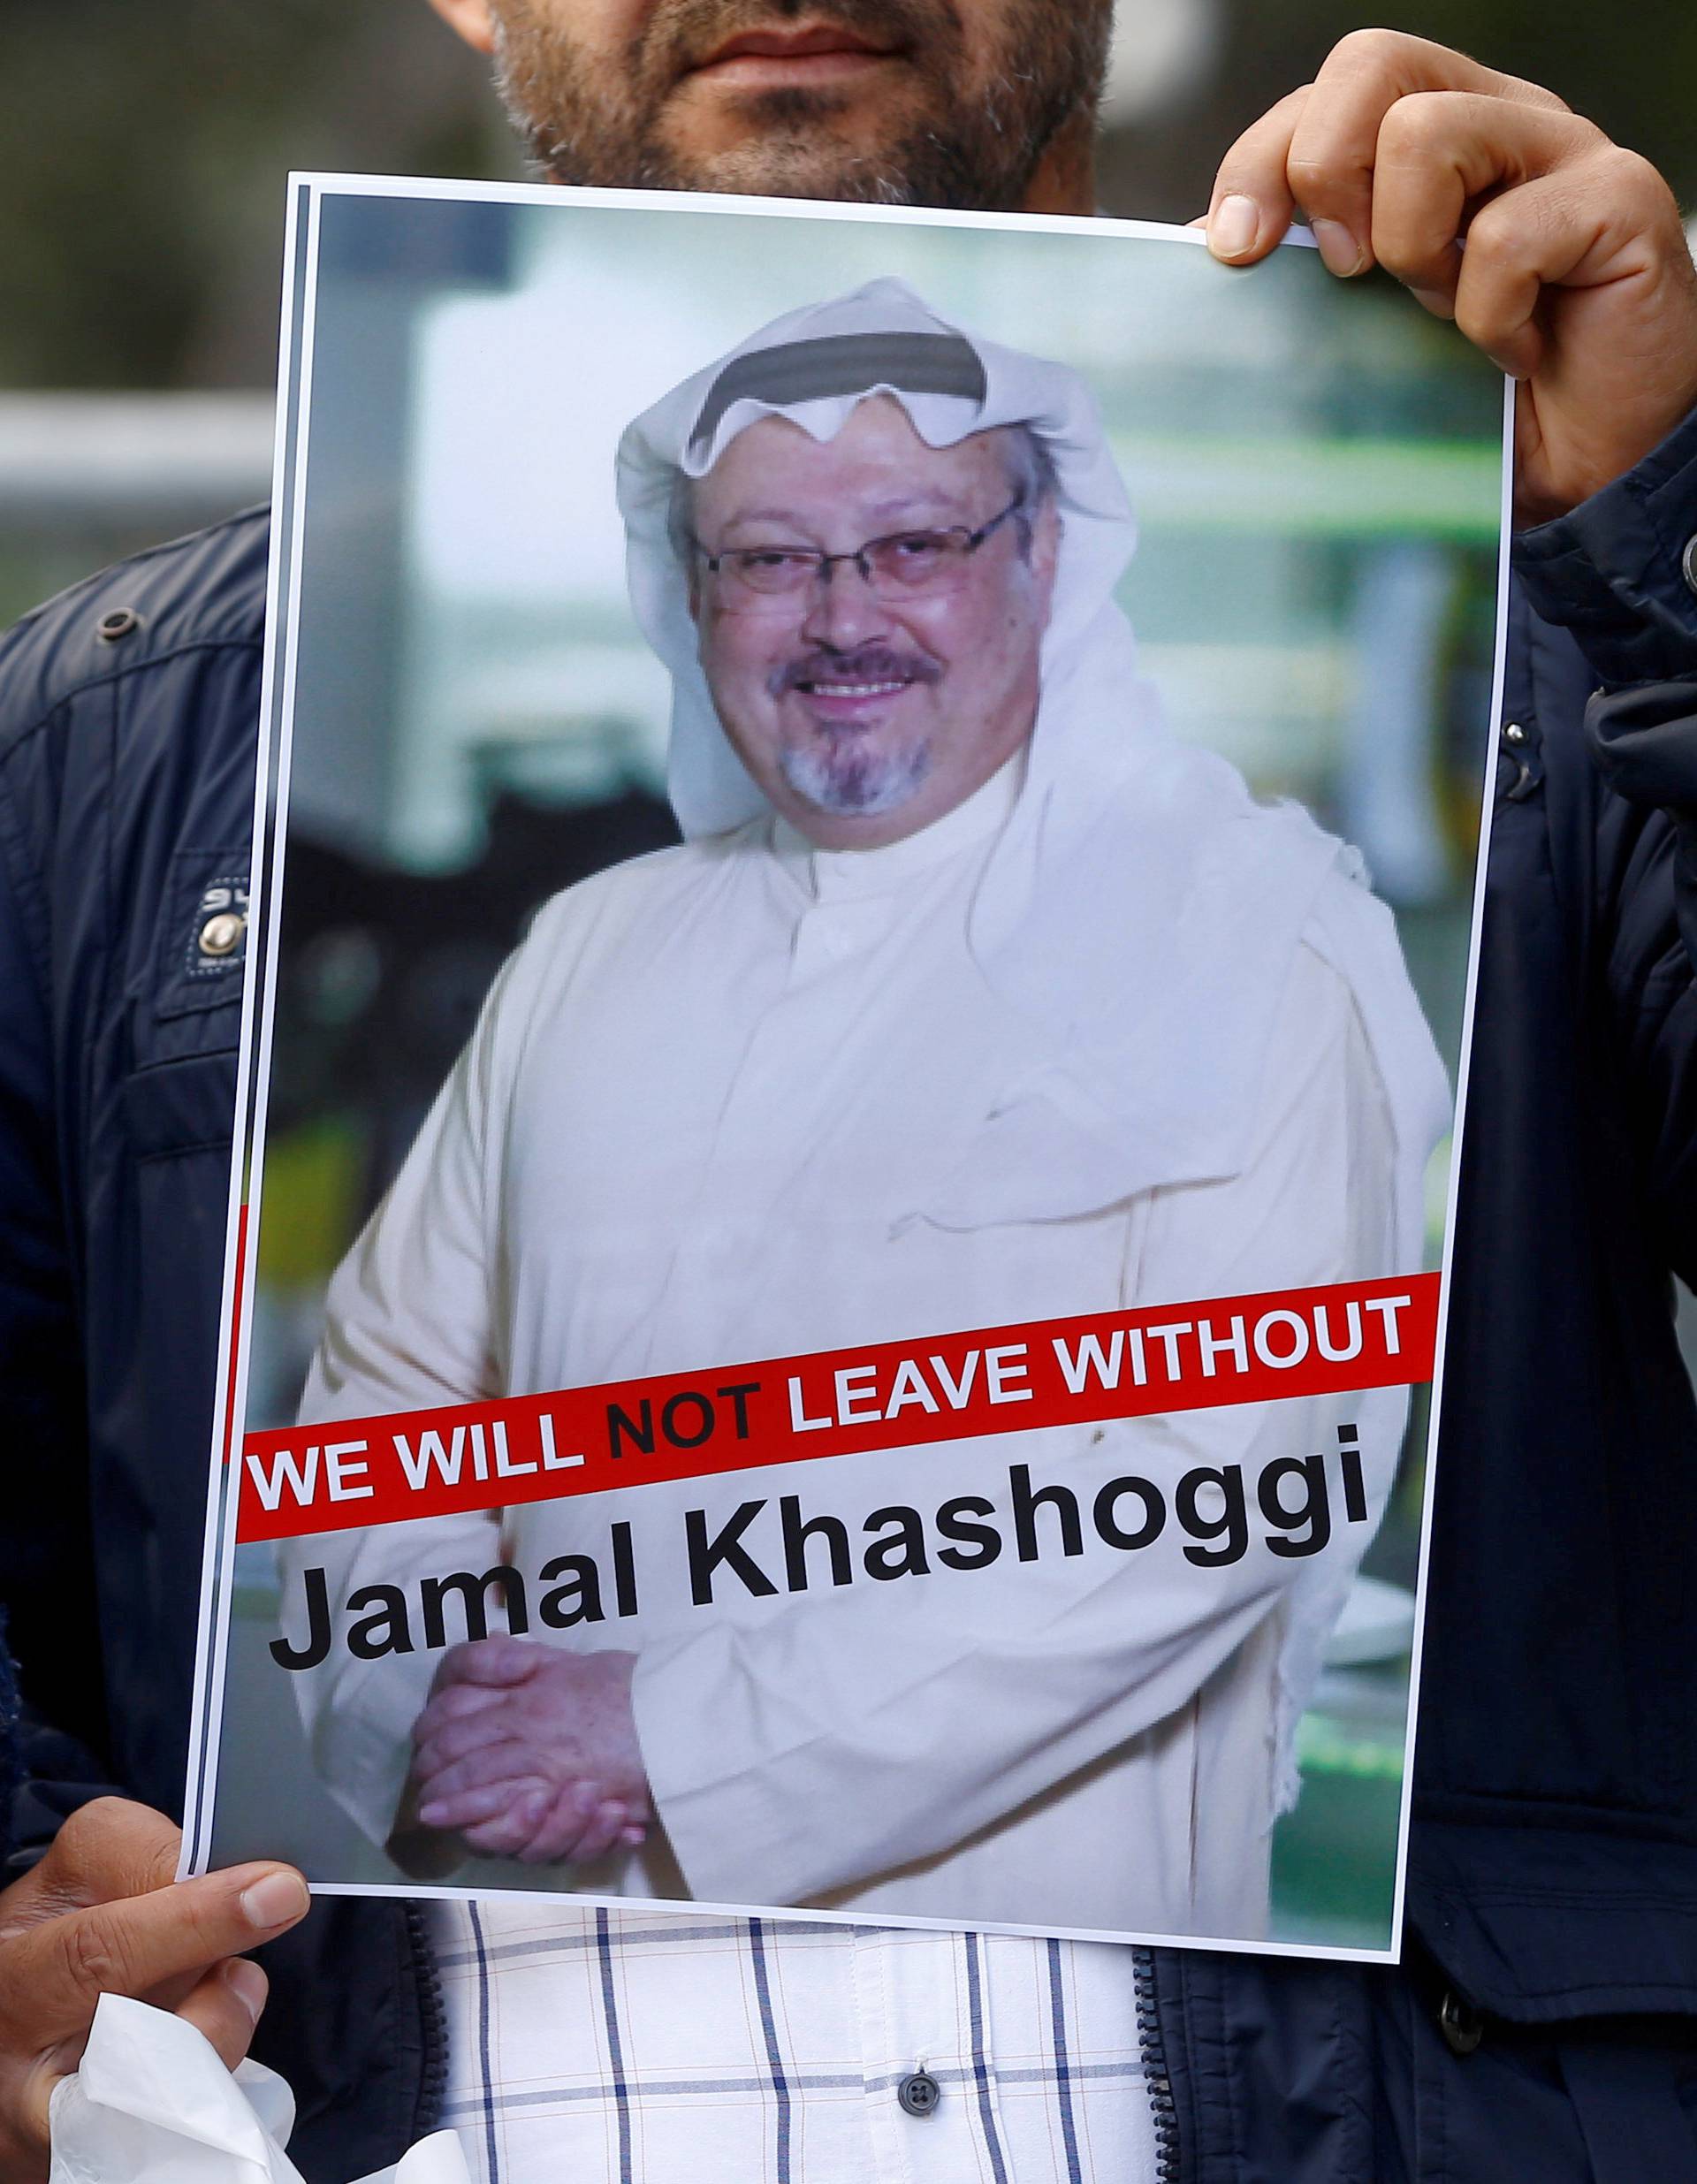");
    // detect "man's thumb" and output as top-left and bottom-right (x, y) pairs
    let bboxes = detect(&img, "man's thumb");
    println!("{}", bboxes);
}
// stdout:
(21, 1862), (310, 2041)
